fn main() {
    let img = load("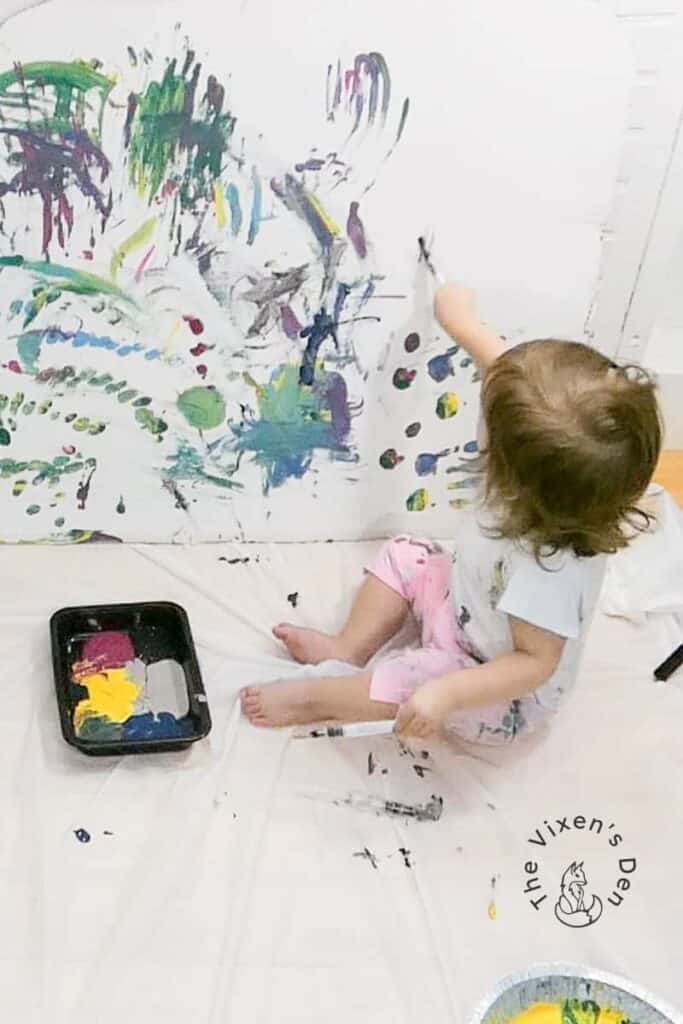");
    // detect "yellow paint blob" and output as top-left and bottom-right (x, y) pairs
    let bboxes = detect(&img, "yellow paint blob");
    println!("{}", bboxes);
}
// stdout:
(487, 899), (497, 920)
(74, 668), (140, 734)
(507, 1003), (629, 1024)
(214, 180), (226, 229)
(436, 392), (459, 419)
(507, 1003), (563, 1024)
